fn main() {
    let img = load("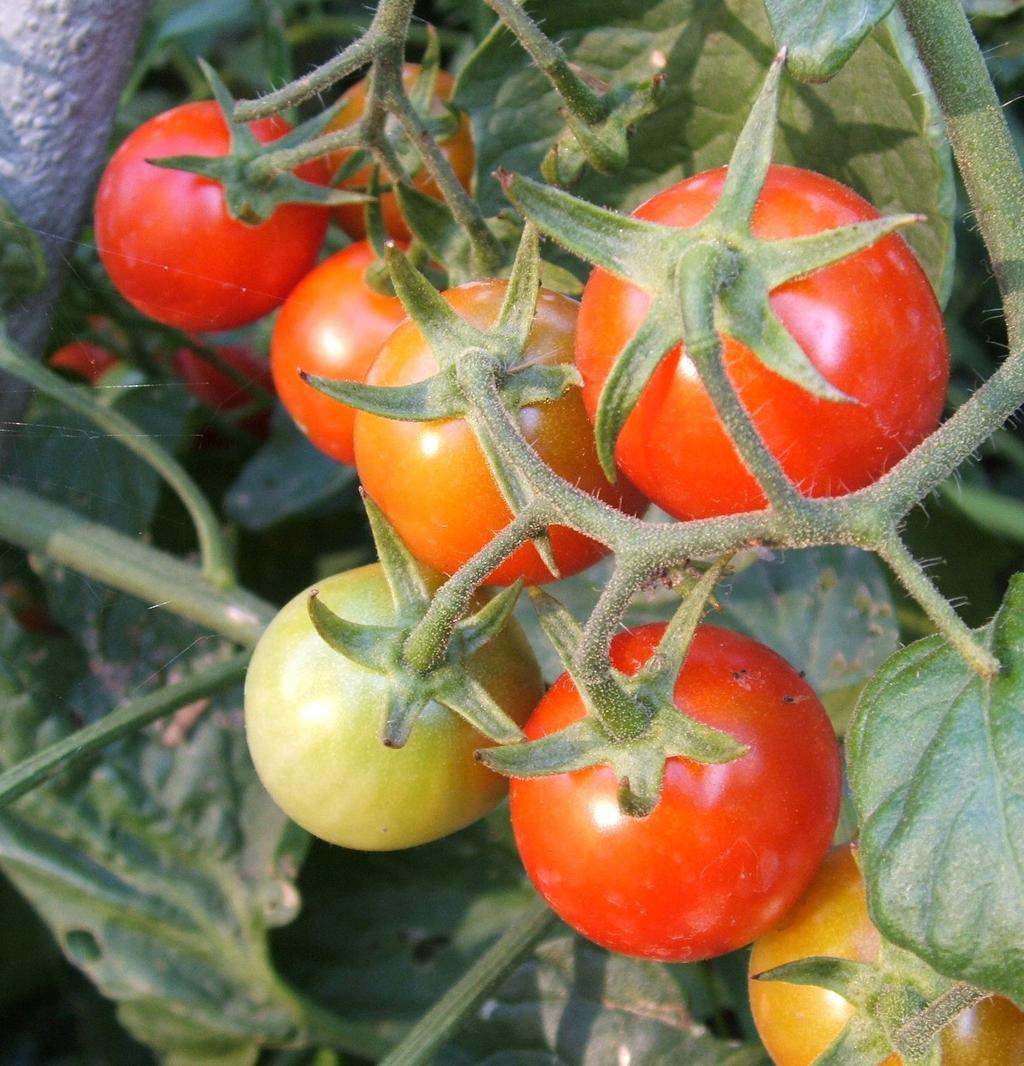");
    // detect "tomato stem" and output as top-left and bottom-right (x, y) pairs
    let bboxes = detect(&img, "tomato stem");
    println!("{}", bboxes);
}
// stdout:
(484, 0), (608, 125)
(894, 983), (991, 1059)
